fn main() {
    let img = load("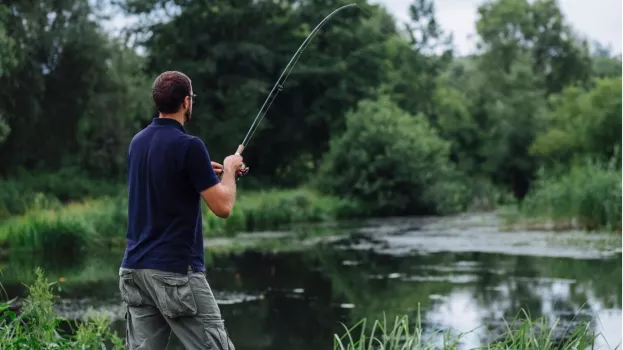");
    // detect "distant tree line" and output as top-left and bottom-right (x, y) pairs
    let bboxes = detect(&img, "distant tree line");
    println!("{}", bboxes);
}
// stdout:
(0, 0), (620, 215)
